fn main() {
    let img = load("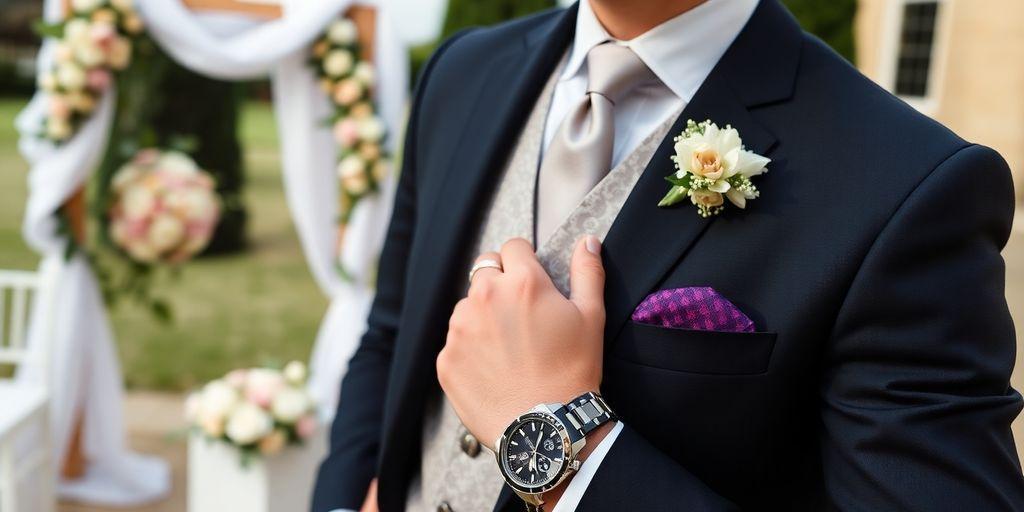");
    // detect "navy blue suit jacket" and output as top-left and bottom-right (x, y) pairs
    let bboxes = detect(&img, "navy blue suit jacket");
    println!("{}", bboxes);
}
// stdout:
(313, 1), (1024, 510)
